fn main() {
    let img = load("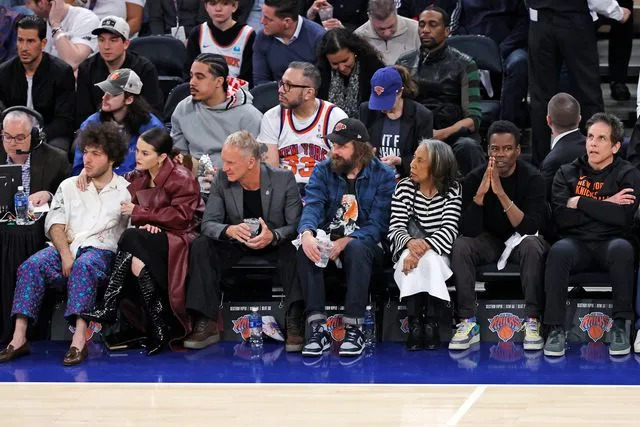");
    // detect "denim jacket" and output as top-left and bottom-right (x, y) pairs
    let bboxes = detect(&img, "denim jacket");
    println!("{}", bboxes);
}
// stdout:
(298, 157), (396, 245)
